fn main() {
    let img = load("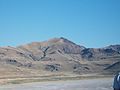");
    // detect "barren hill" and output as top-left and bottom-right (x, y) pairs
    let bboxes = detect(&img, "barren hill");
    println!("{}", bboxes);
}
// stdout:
(0, 37), (120, 78)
